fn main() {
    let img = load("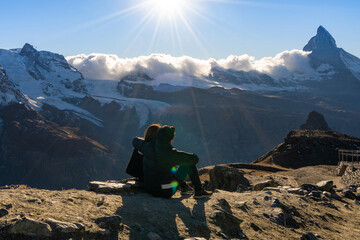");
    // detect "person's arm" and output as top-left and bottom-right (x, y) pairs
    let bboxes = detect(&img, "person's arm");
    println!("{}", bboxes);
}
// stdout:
(171, 149), (199, 165)
(132, 137), (145, 153)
